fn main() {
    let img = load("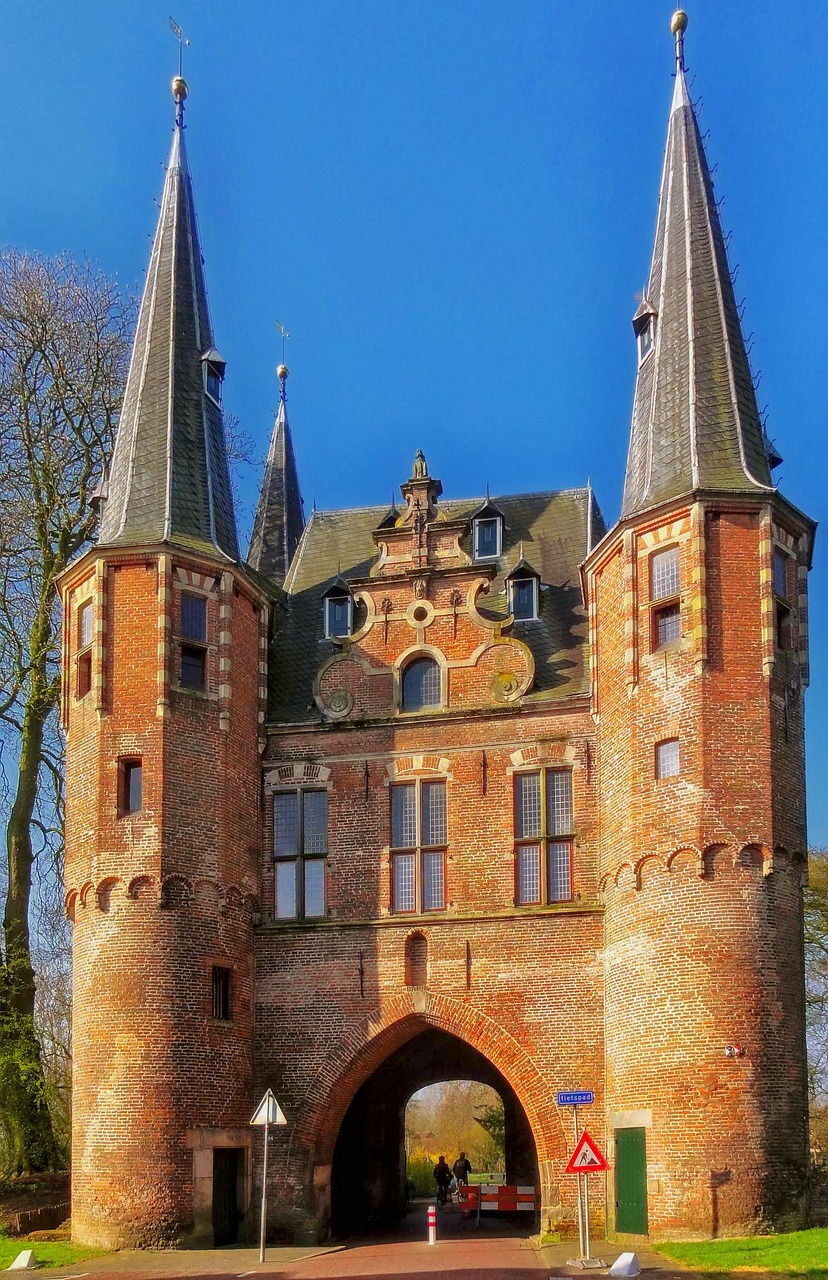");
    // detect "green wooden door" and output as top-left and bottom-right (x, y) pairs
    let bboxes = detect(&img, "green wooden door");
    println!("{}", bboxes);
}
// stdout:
(615, 1127), (648, 1234)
